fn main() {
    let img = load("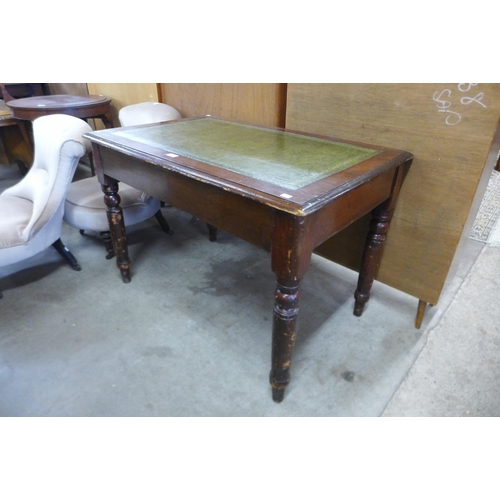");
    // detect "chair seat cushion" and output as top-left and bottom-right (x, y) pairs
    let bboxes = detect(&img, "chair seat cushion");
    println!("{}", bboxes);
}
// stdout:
(64, 177), (161, 232)
(0, 195), (33, 247)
